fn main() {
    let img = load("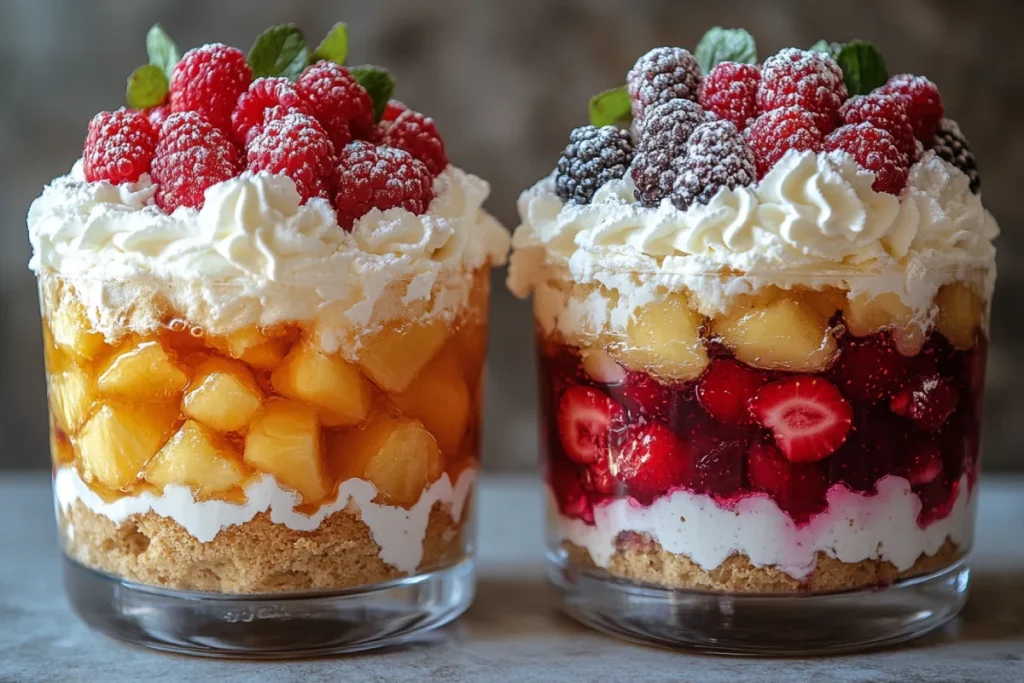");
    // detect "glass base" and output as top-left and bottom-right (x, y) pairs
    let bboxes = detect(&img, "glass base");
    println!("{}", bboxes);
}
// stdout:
(548, 552), (970, 655)
(63, 555), (475, 658)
